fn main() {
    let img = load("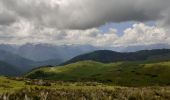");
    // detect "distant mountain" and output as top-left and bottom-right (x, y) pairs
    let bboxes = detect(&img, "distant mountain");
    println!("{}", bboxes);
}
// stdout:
(117, 43), (170, 52)
(0, 61), (21, 76)
(0, 44), (17, 53)
(1, 43), (170, 61)
(17, 43), (99, 62)
(1, 43), (170, 67)
(63, 49), (170, 65)
(0, 44), (99, 62)
(0, 44), (100, 71)
(0, 50), (35, 71)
